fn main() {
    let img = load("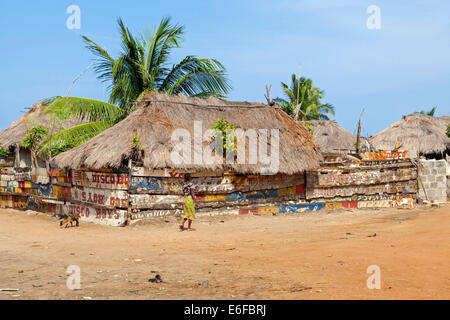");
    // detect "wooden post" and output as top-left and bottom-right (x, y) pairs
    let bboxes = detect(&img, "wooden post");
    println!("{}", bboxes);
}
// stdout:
(126, 158), (132, 225)
(356, 119), (361, 154)
(264, 85), (272, 105)
(14, 144), (20, 168)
